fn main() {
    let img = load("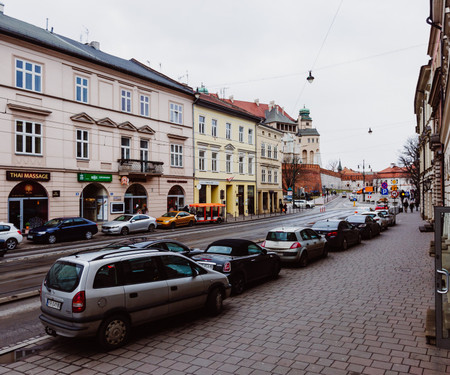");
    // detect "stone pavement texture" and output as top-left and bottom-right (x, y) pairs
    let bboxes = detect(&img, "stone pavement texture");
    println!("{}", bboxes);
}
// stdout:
(1, 211), (448, 375)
